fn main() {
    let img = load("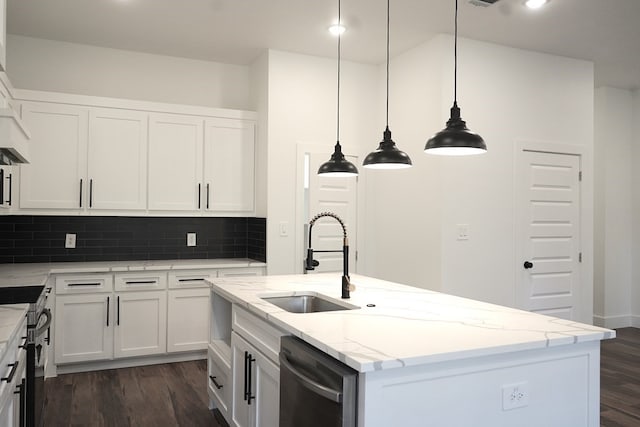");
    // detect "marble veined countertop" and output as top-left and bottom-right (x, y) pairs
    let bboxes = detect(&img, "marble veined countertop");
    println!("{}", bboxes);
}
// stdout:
(0, 258), (266, 288)
(209, 273), (615, 373)
(0, 304), (27, 358)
